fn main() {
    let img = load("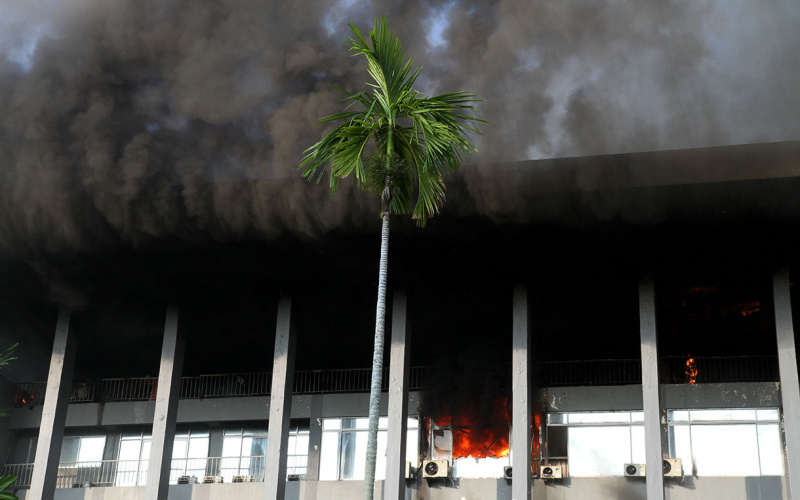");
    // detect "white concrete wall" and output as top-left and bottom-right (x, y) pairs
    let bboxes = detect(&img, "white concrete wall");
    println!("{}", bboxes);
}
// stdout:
(9, 477), (786, 500)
